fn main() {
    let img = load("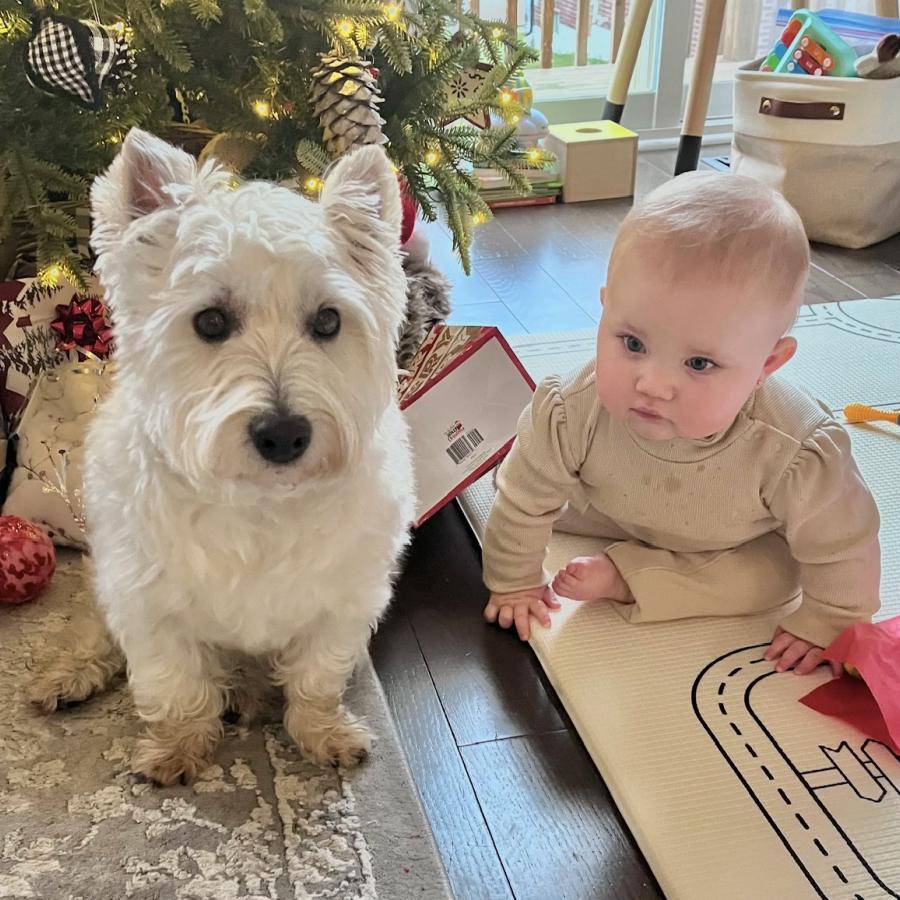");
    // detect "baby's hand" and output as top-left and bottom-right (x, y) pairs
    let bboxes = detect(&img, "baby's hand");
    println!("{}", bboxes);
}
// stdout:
(483, 586), (561, 641)
(764, 627), (841, 677)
